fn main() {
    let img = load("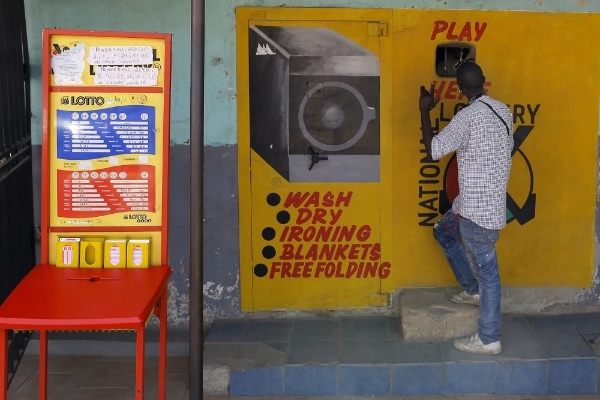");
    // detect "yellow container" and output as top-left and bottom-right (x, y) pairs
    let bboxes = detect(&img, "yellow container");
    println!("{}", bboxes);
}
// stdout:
(56, 238), (80, 268)
(104, 240), (127, 268)
(79, 238), (105, 268)
(127, 239), (151, 268)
